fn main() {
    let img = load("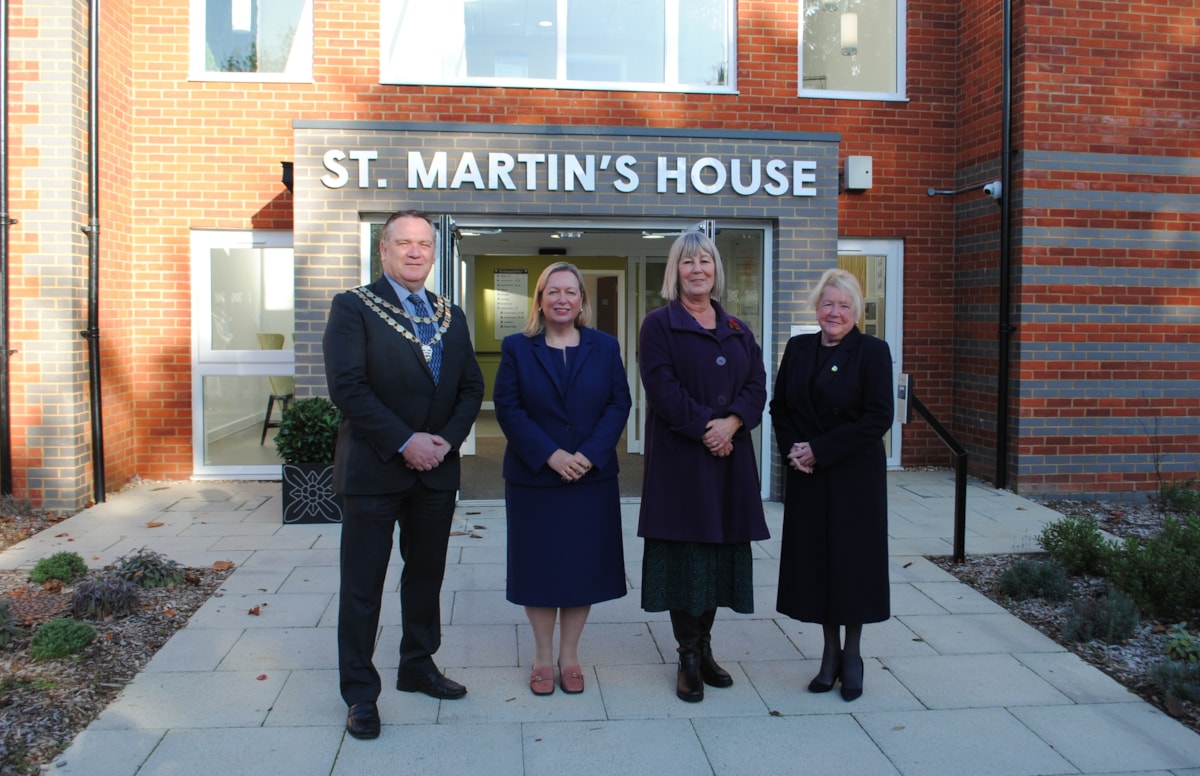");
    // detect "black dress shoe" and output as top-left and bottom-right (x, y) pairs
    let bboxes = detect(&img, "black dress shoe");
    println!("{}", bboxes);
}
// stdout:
(397, 668), (468, 699)
(346, 701), (380, 740)
(840, 657), (864, 702)
(699, 649), (734, 688)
